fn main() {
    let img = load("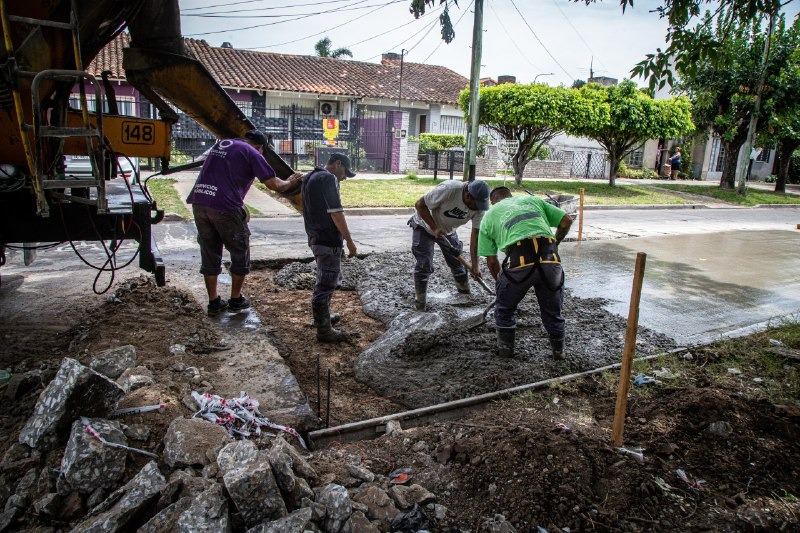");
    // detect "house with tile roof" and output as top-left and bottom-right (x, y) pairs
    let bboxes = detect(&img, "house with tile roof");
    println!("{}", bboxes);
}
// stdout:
(81, 33), (471, 173)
